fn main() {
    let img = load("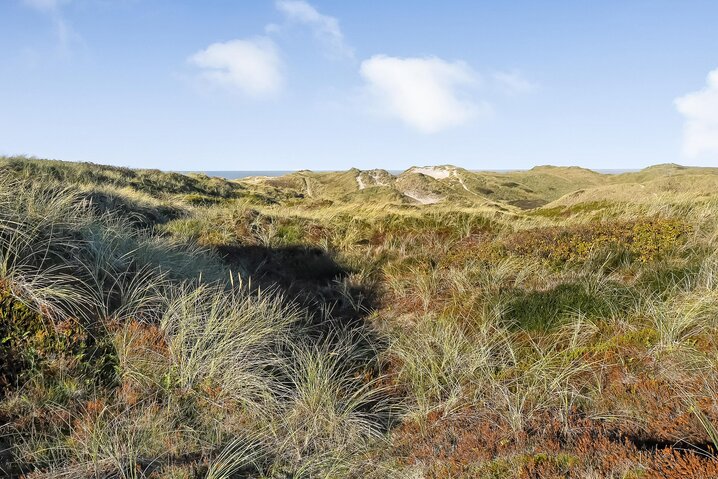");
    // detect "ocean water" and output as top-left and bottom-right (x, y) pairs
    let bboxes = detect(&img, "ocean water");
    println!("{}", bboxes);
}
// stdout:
(594, 169), (638, 174)
(183, 169), (637, 179)
(182, 170), (409, 179)
(182, 171), (295, 179)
